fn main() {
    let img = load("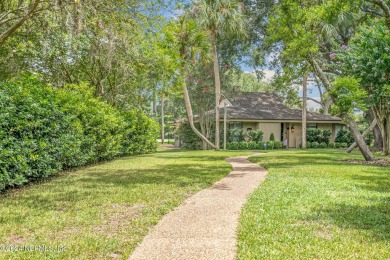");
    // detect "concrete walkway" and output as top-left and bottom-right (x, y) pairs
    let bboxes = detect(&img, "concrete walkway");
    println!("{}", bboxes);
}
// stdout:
(129, 154), (267, 260)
